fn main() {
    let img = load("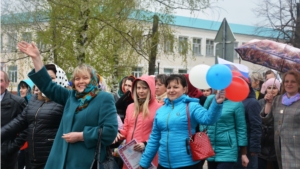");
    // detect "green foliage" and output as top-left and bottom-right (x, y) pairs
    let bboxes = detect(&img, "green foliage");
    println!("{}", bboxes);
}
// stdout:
(1, 0), (214, 83)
